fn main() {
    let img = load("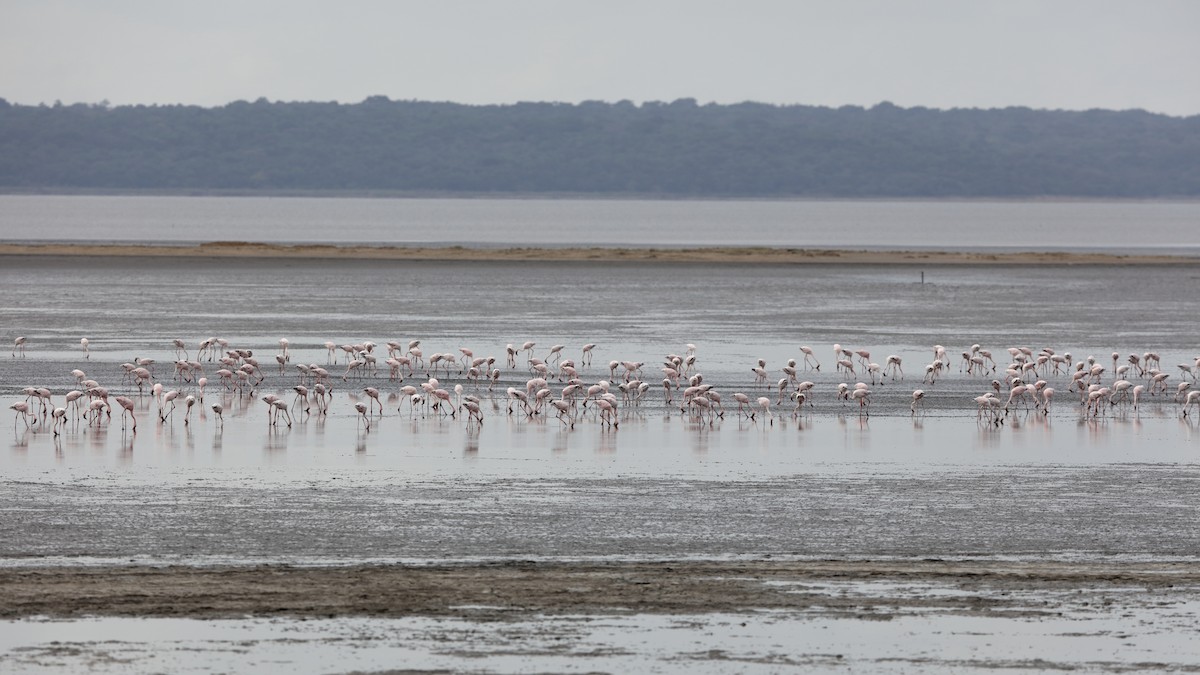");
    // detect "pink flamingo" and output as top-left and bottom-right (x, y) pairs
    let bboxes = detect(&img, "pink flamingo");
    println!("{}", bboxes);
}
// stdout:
(884, 355), (903, 380)
(1039, 387), (1055, 414)
(9, 402), (32, 427)
(799, 346), (820, 371)
(462, 399), (484, 426)
(910, 389), (925, 414)
(1184, 390), (1200, 417)
(753, 396), (773, 425)
(272, 400), (292, 427)
(363, 387), (383, 414)
(115, 396), (136, 431)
